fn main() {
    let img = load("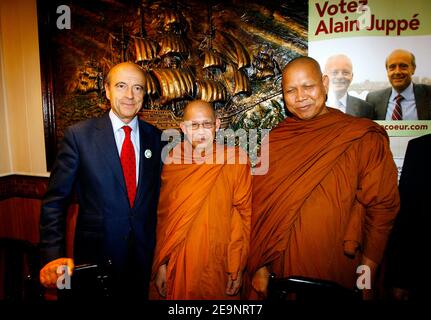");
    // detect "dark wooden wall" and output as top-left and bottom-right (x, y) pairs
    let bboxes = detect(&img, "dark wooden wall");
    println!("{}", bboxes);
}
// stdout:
(0, 175), (78, 300)
(0, 175), (78, 255)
